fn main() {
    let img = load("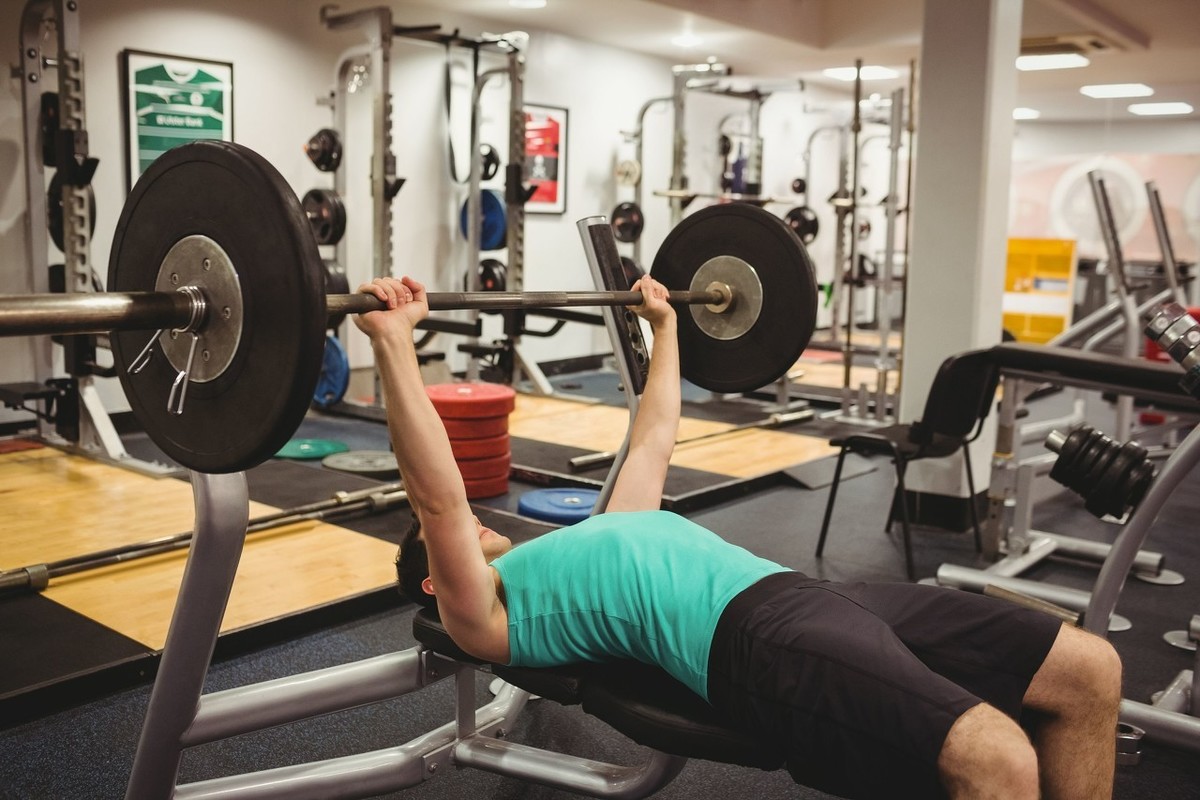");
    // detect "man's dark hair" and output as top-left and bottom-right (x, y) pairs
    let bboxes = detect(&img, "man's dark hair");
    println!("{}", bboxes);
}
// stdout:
(396, 517), (438, 612)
